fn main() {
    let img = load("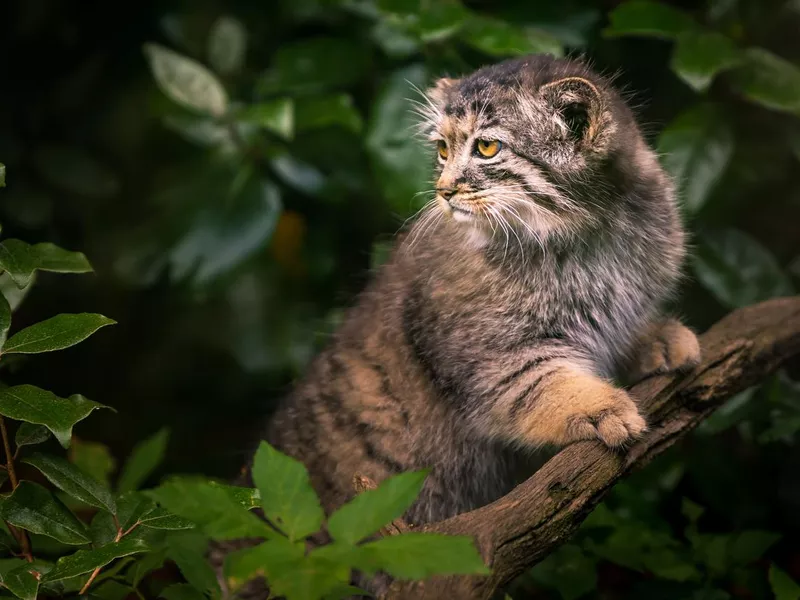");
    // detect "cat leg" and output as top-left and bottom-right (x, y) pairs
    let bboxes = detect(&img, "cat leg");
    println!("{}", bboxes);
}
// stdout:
(476, 356), (647, 448)
(627, 318), (701, 382)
